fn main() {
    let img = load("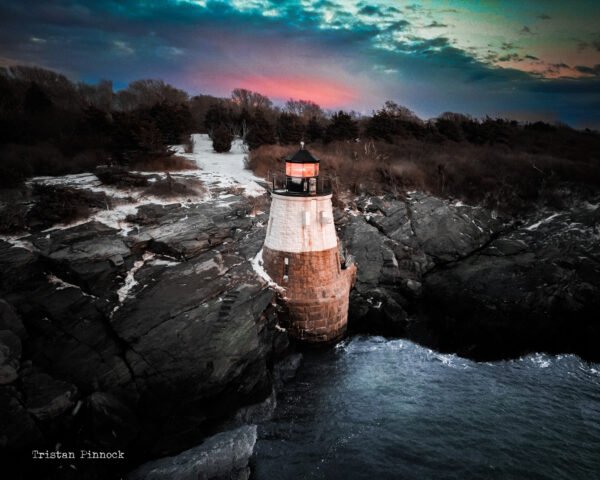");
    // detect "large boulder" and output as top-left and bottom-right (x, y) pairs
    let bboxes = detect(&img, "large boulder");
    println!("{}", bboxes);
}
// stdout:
(0, 241), (40, 295)
(0, 193), (279, 467)
(0, 385), (42, 448)
(126, 198), (257, 260)
(340, 193), (503, 335)
(16, 279), (133, 395)
(0, 299), (26, 339)
(75, 392), (139, 450)
(0, 330), (21, 384)
(128, 425), (257, 480)
(22, 371), (78, 421)
(27, 184), (112, 231)
(342, 215), (408, 334)
(112, 238), (274, 454)
(422, 201), (600, 361)
(29, 221), (134, 298)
